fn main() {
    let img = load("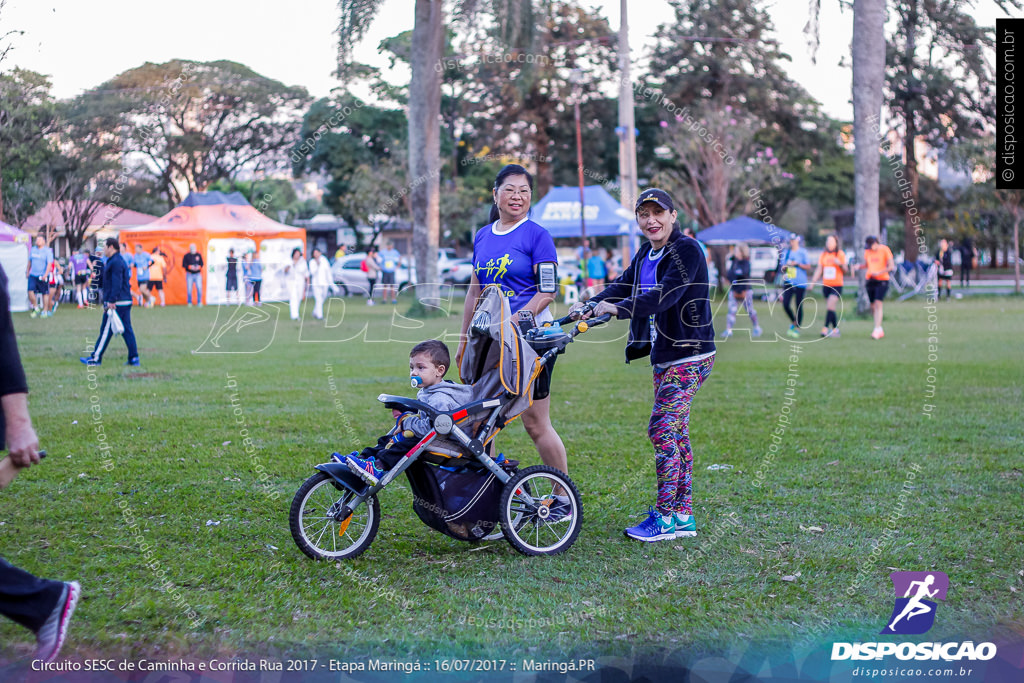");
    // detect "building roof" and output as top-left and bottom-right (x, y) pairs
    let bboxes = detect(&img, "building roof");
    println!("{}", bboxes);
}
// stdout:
(21, 202), (160, 233)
